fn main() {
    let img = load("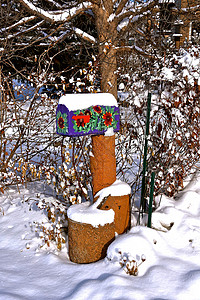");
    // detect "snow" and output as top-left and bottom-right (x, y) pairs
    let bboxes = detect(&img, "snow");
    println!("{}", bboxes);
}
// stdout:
(95, 179), (131, 198)
(159, 0), (175, 3)
(1, 170), (200, 299)
(118, 83), (125, 90)
(21, 0), (92, 23)
(161, 67), (174, 80)
(67, 201), (115, 227)
(67, 179), (130, 227)
(117, 17), (129, 31)
(179, 50), (200, 85)
(73, 27), (96, 43)
(0, 16), (36, 33)
(104, 127), (115, 136)
(107, 13), (115, 22)
(59, 93), (118, 111)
